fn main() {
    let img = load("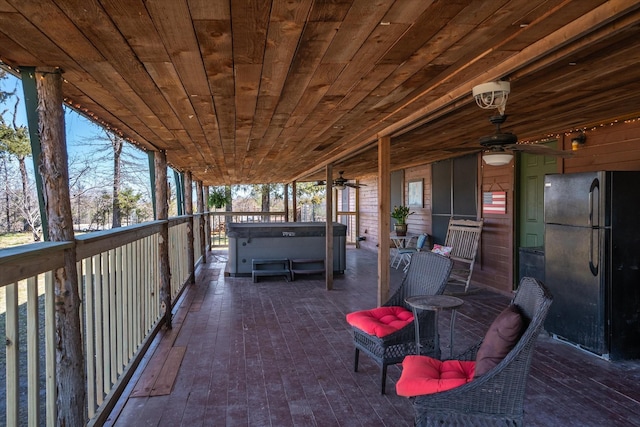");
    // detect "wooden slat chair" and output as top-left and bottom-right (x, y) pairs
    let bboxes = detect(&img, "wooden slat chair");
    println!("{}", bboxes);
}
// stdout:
(346, 251), (453, 394)
(396, 277), (553, 426)
(444, 219), (483, 293)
